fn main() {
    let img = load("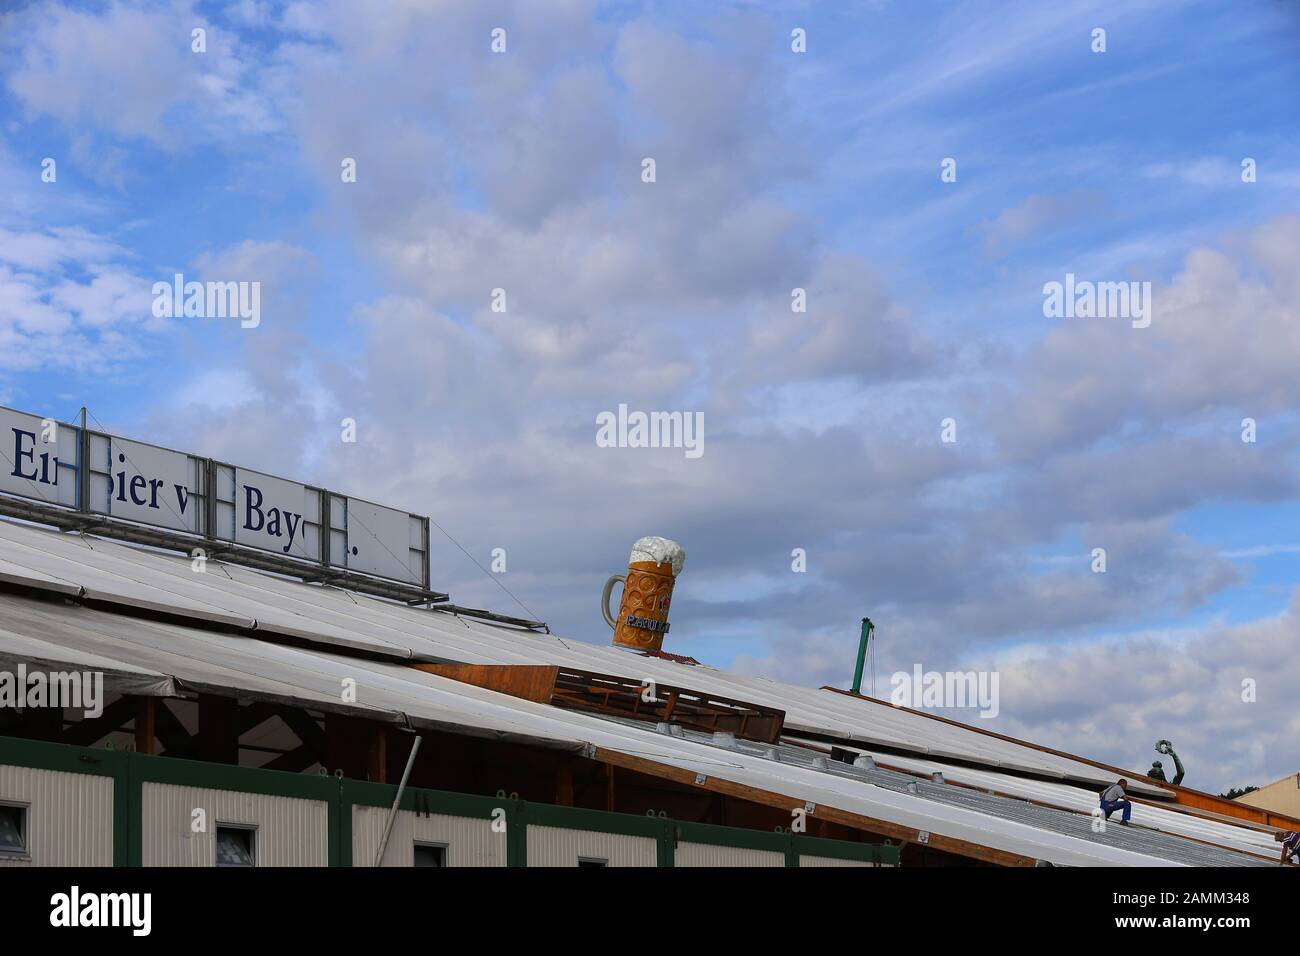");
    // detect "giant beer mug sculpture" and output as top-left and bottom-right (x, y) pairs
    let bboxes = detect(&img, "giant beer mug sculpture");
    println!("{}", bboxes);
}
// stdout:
(601, 536), (685, 653)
